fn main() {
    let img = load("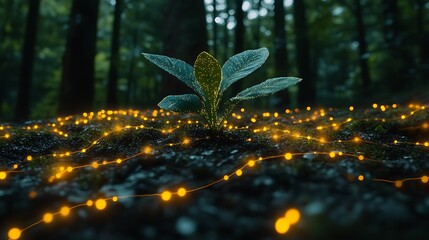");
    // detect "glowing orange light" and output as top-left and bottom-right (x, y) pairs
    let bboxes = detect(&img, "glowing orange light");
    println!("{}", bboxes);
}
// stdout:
(60, 206), (70, 217)
(223, 175), (229, 181)
(161, 191), (172, 201)
(27, 155), (32, 161)
(395, 181), (403, 188)
(421, 176), (428, 184)
(86, 200), (94, 207)
(236, 169), (243, 176)
(43, 213), (53, 223)
(92, 161), (99, 169)
(358, 175), (364, 181)
(0, 171), (6, 180)
(358, 155), (364, 161)
(284, 153), (292, 160)
(95, 199), (107, 210)
(275, 218), (290, 234)
(285, 208), (300, 224)
(143, 146), (152, 154)
(177, 188), (187, 197)
(247, 160), (255, 167)
(112, 196), (118, 202)
(8, 228), (21, 240)
(329, 152), (336, 158)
